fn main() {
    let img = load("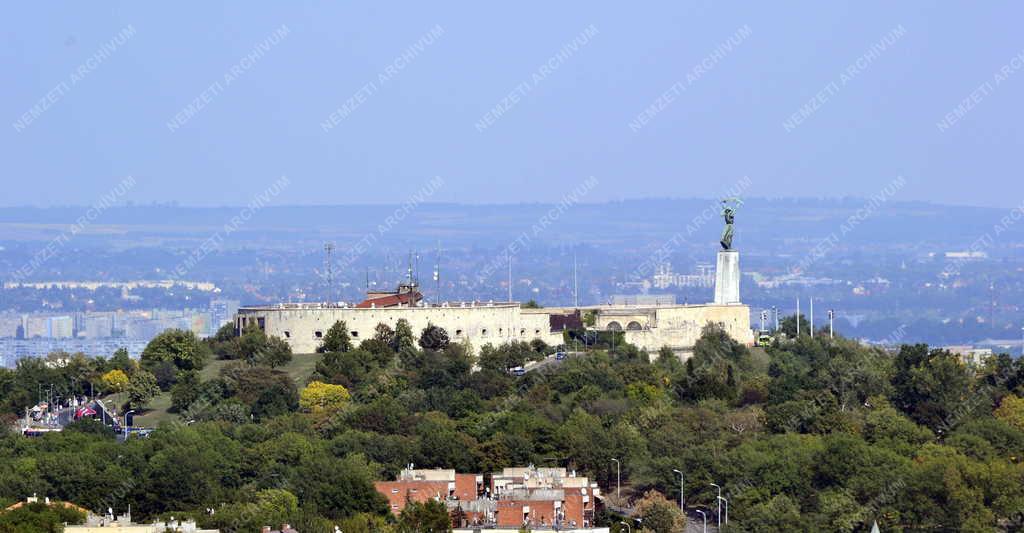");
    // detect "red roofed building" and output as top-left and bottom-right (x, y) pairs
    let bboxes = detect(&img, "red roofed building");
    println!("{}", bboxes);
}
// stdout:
(356, 281), (422, 308)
